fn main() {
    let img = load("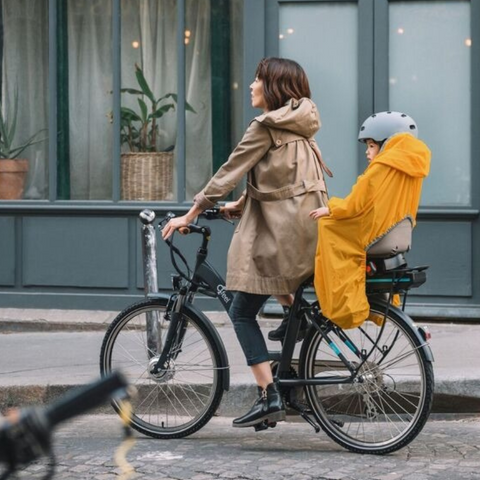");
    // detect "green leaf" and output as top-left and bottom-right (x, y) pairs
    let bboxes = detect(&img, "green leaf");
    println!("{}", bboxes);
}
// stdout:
(138, 98), (148, 123)
(7, 89), (19, 148)
(134, 64), (155, 104)
(120, 88), (144, 96)
(120, 107), (142, 122)
(185, 101), (196, 114)
(158, 93), (196, 113)
(0, 107), (10, 154)
(159, 93), (177, 102)
(149, 103), (175, 120)
(8, 130), (48, 159)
